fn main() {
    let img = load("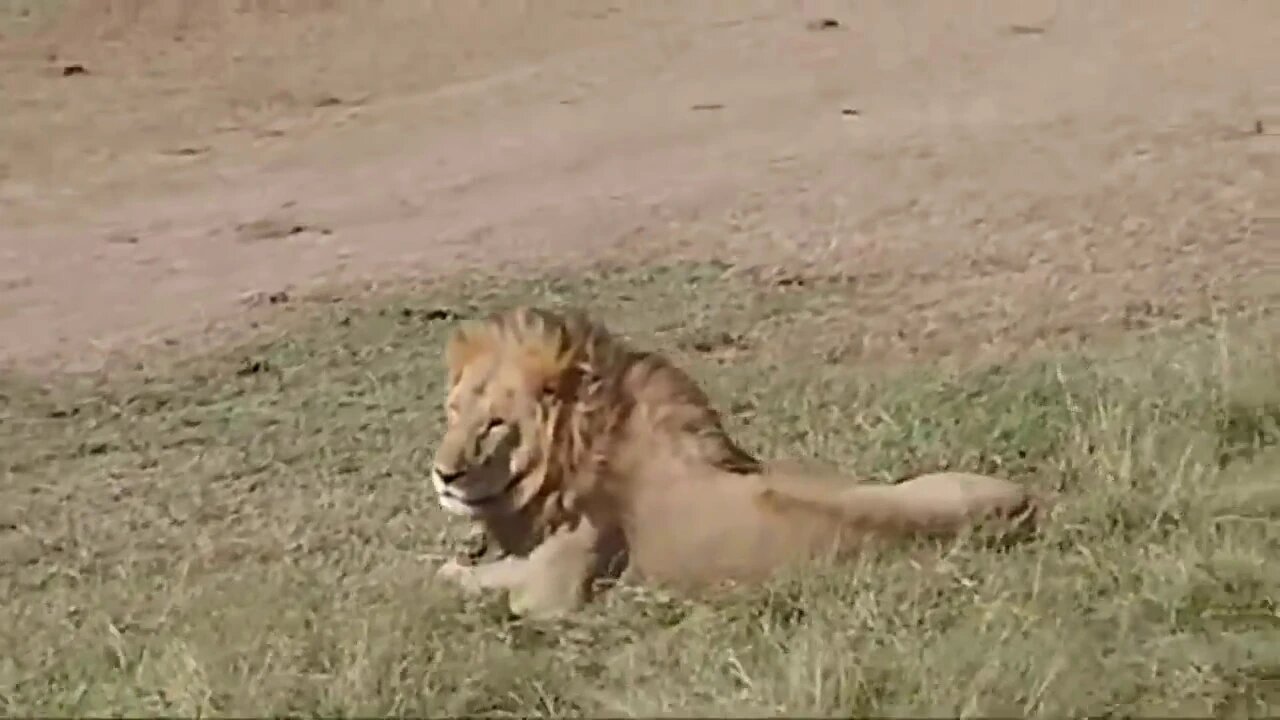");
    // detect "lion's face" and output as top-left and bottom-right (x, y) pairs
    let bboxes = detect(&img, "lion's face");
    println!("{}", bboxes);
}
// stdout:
(431, 351), (553, 518)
